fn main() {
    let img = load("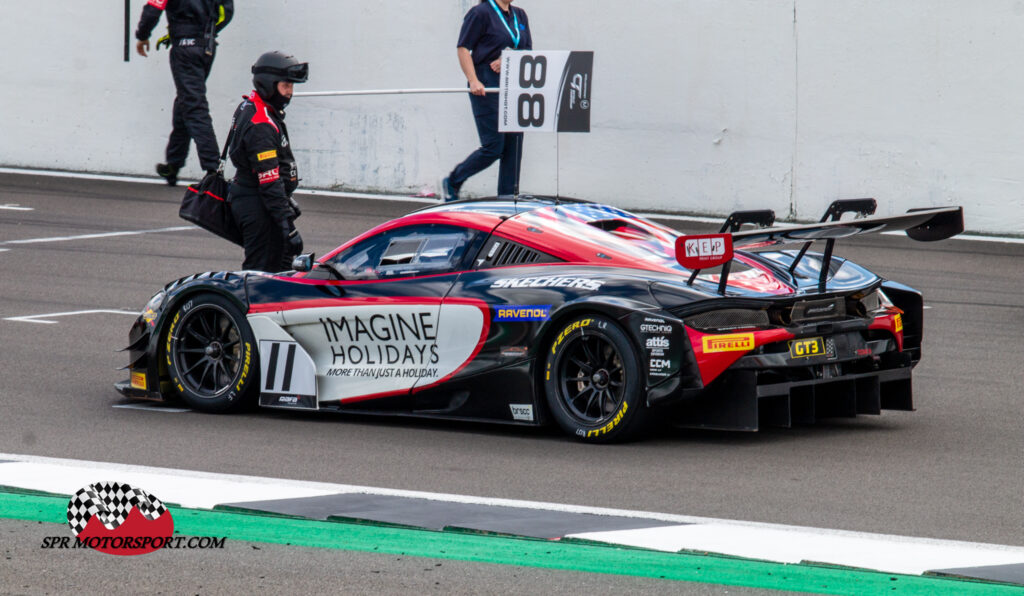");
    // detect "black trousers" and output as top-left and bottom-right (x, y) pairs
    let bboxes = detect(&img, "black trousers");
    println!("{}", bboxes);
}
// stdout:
(167, 42), (220, 172)
(449, 64), (524, 196)
(229, 186), (291, 273)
